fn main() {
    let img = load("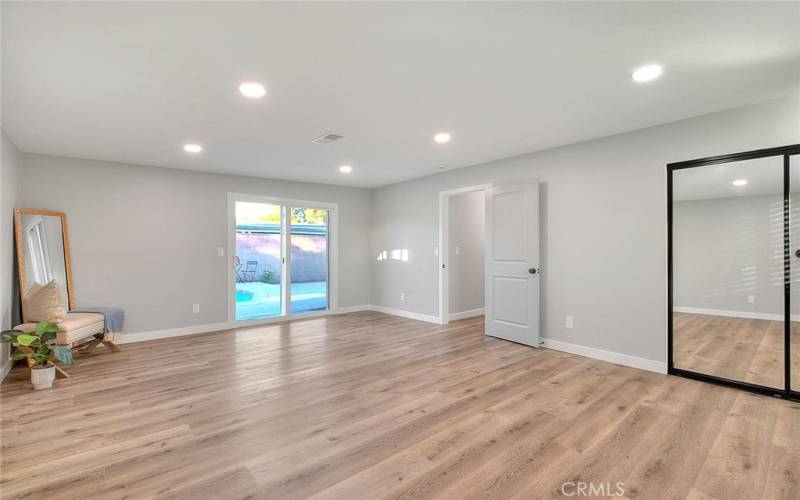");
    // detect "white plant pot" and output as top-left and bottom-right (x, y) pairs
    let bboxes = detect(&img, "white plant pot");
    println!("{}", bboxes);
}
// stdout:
(31, 365), (56, 390)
